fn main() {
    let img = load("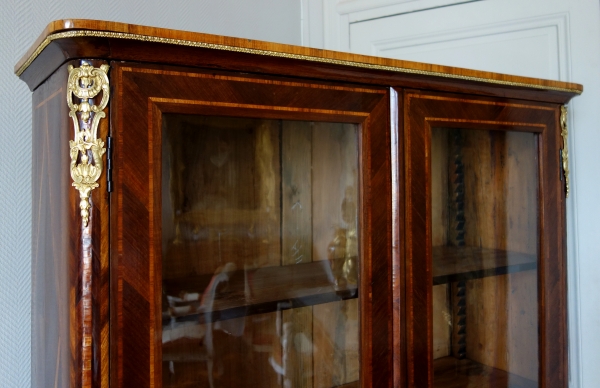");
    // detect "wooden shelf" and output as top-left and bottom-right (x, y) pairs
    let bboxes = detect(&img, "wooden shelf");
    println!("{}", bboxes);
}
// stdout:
(434, 356), (537, 388)
(163, 259), (358, 325)
(433, 246), (537, 285)
(336, 382), (359, 388)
